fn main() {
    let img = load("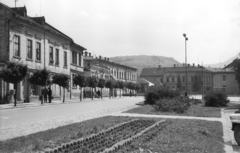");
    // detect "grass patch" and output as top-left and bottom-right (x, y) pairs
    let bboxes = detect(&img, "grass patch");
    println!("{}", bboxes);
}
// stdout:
(124, 103), (222, 118)
(0, 116), (224, 153)
(117, 119), (224, 153)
